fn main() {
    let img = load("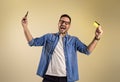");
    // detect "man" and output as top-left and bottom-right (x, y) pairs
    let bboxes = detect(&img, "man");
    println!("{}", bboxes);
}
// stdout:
(21, 12), (103, 82)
